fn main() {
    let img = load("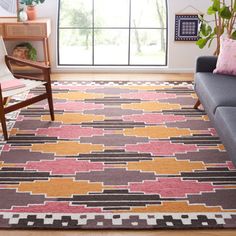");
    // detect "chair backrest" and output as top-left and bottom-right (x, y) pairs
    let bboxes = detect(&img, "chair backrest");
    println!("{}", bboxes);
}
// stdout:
(0, 36), (13, 80)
